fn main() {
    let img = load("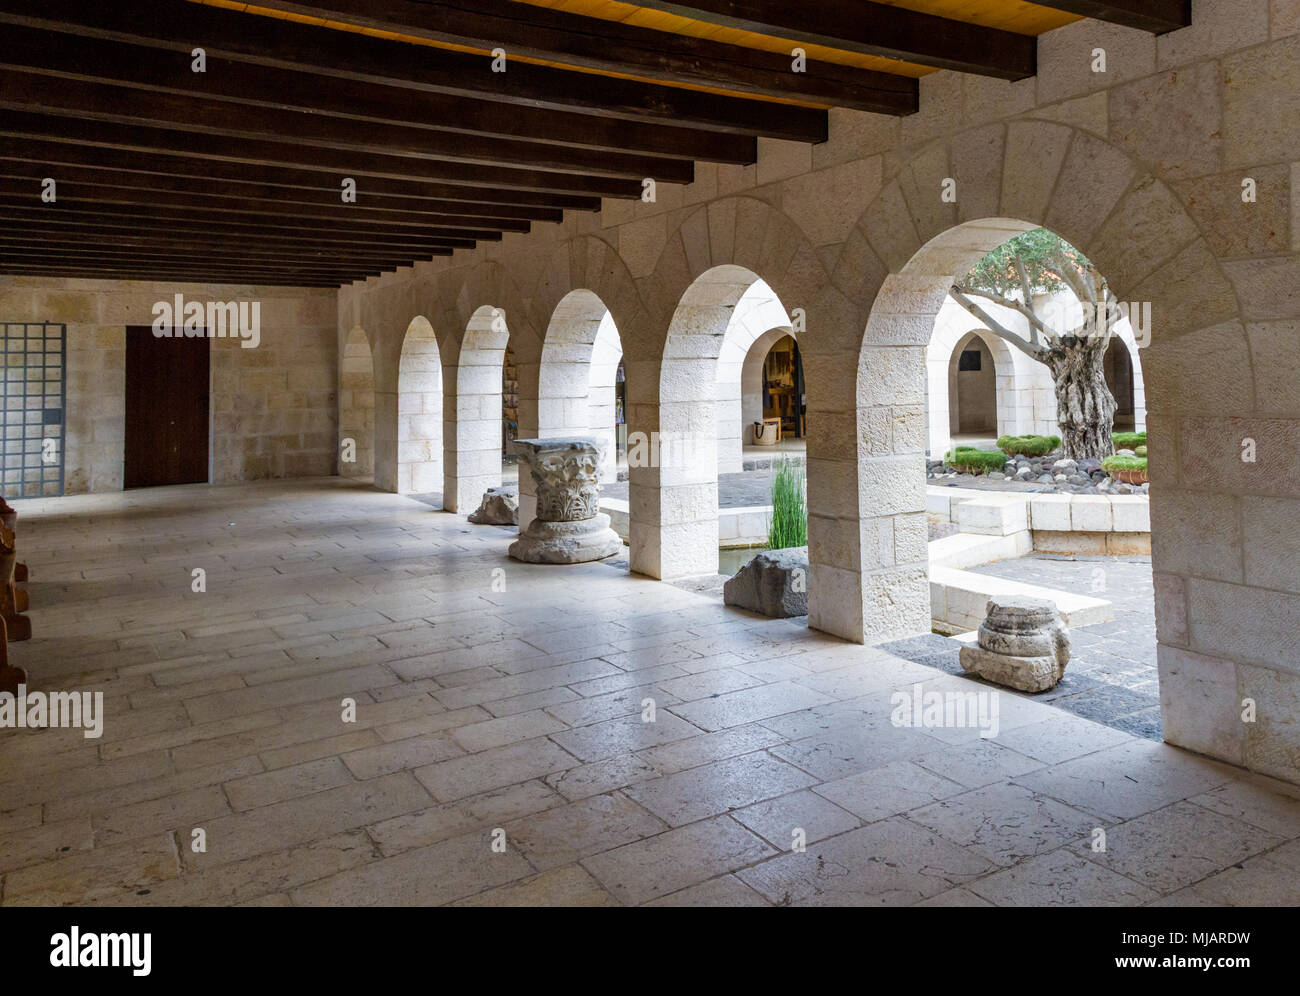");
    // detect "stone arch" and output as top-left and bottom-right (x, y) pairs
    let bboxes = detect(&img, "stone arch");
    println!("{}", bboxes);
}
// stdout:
(538, 289), (624, 476)
(845, 123), (1267, 774)
(444, 304), (509, 514)
(631, 198), (834, 581)
(947, 329), (1015, 441)
(395, 315), (443, 495)
(648, 264), (799, 577)
(739, 326), (797, 450)
(715, 280), (794, 474)
(339, 324), (375, 482)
